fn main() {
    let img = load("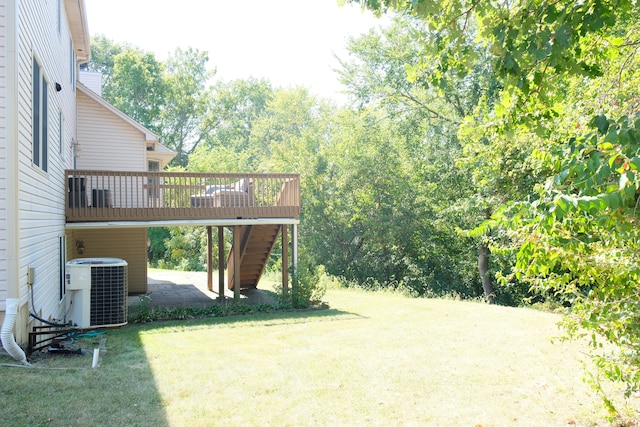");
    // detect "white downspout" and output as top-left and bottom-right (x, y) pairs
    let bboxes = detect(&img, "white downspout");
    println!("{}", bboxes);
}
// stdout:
(1, 0), (29, 364)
